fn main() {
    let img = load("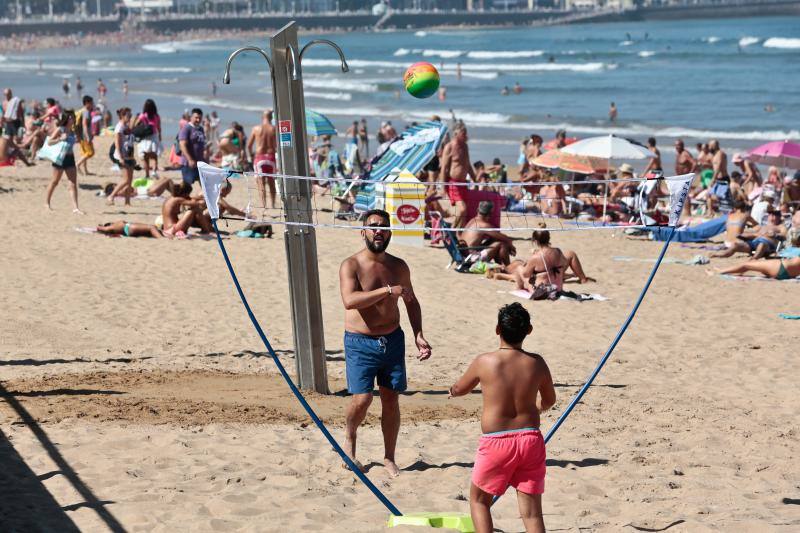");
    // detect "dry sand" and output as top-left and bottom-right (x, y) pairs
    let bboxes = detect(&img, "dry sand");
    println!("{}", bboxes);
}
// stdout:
(1, 138), (799, 532)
